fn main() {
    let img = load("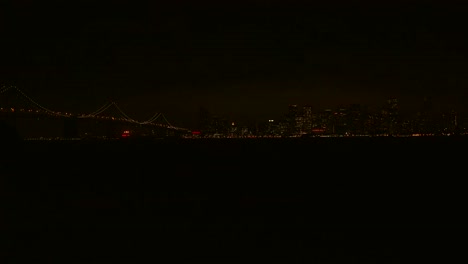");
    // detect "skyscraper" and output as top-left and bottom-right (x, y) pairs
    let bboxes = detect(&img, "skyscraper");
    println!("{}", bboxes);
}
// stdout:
(302, 105), (312, 133)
